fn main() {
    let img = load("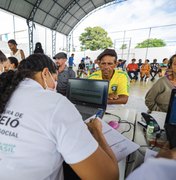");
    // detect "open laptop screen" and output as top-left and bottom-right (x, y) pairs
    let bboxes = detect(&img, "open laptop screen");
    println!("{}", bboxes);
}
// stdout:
(165, 89), (176, 148)
(67, 78), (109, 109)
(165, 89), (176, 125)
